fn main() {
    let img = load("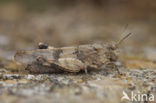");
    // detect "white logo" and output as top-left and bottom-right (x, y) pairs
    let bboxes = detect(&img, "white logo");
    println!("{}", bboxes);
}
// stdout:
(121, 91), (130, 101)
(121, 91), (155, 102)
